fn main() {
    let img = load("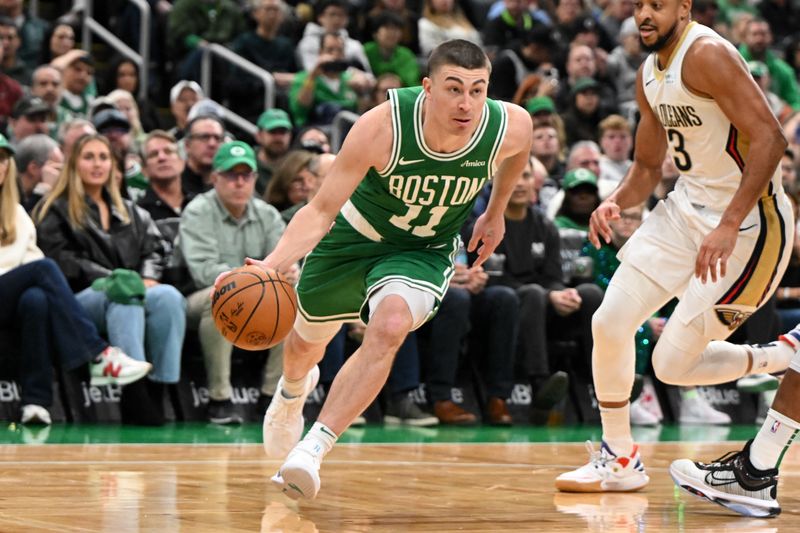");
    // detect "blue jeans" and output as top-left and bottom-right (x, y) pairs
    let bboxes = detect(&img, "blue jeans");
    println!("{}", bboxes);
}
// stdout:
(0, 259), (107, 406)
(319, 326), (420, 394)
(76, 284), (186, 383)
(424, 285), (517, 402)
